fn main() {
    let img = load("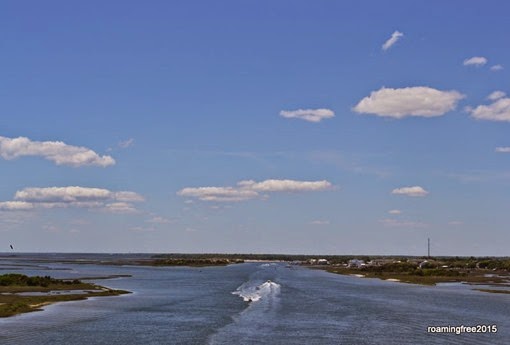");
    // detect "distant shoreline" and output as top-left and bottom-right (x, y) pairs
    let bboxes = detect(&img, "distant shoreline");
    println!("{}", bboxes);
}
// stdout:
(2, 254), (509, 296)
(309, 264), (510, 294)
(0, 274), (130, 318)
